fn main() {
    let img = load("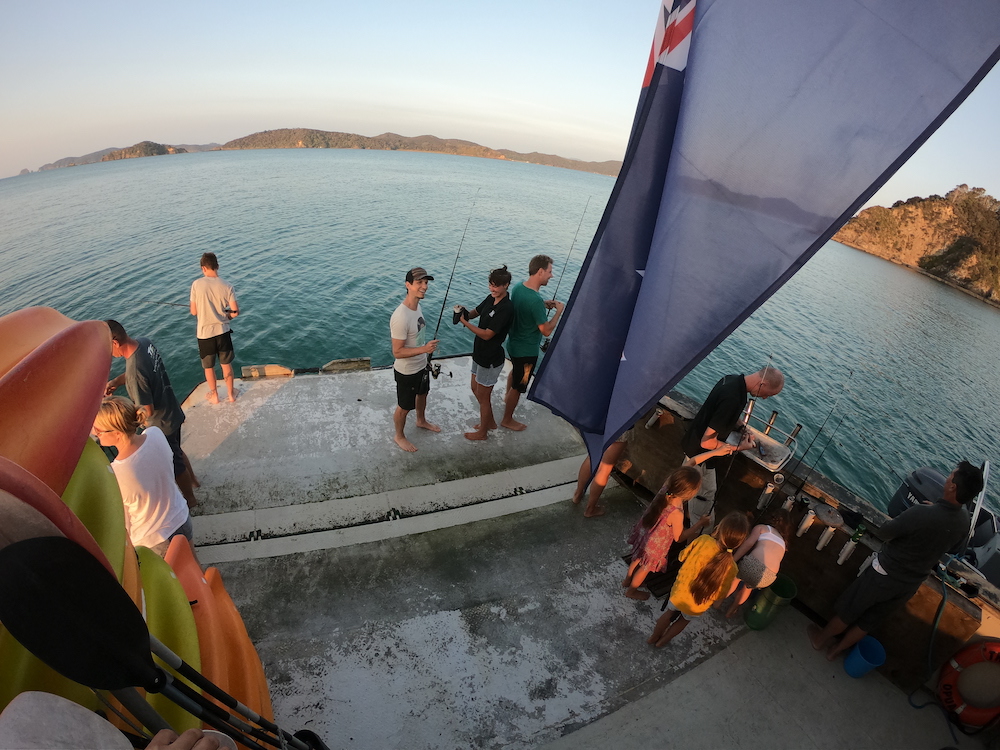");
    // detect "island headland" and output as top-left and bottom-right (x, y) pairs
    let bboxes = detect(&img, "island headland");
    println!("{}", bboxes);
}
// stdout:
(26, 128), (622, 177)
(834, 184), (999, 304)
